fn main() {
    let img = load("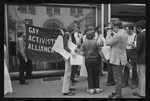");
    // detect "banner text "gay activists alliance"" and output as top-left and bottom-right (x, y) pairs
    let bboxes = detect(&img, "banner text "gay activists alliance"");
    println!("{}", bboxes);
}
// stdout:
(25, 24), (63, 62)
